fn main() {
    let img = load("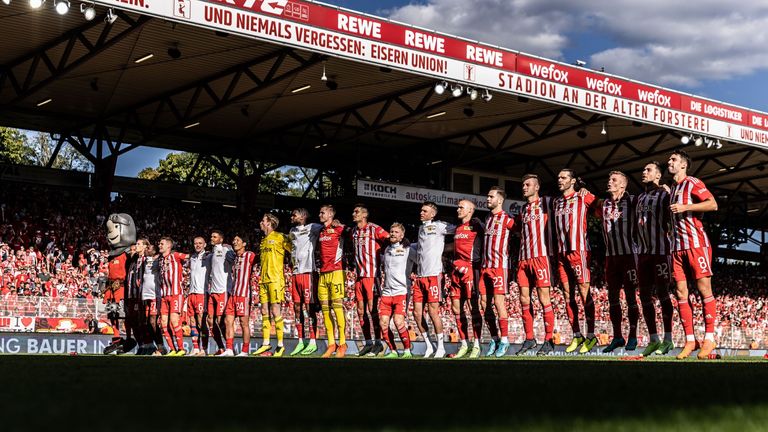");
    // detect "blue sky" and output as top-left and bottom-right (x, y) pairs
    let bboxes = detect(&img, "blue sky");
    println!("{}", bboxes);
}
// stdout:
(117, 0), (768, 176)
